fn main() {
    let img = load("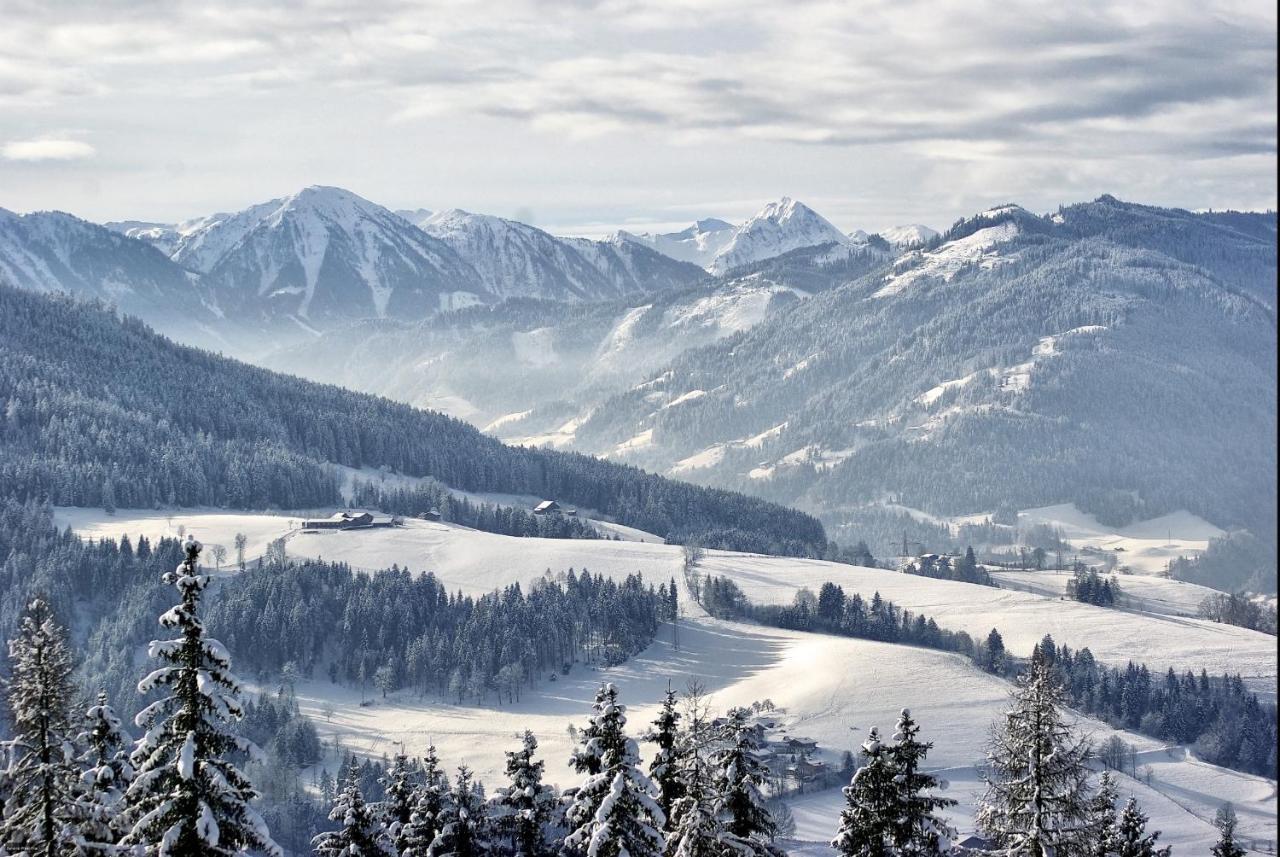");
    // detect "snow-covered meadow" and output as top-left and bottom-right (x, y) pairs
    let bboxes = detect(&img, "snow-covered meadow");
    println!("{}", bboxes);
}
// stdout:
(55, 505), (1278, 853)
